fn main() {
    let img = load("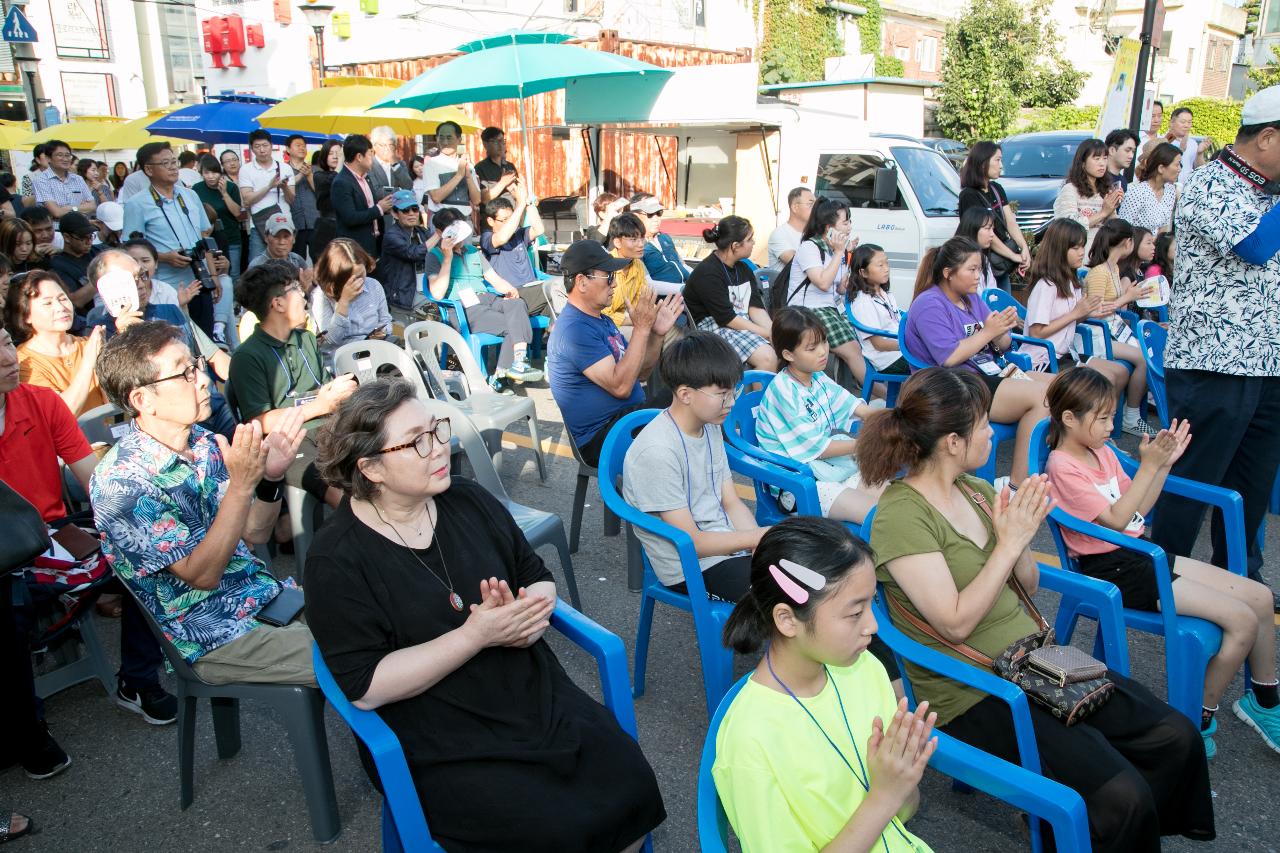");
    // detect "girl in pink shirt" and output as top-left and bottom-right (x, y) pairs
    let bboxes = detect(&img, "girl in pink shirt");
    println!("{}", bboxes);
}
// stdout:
(1045, 367), (1280, 757)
